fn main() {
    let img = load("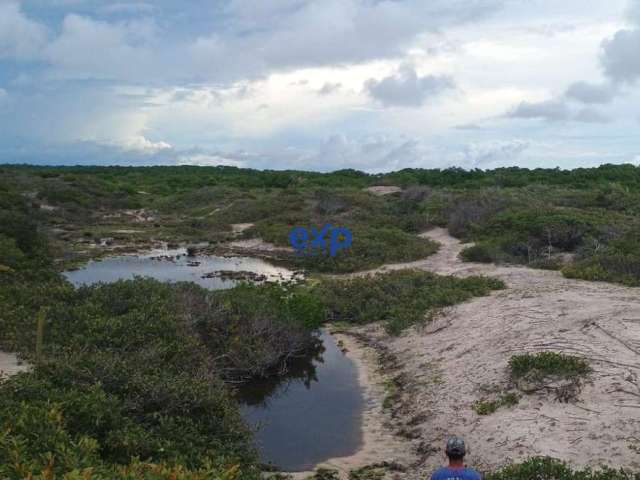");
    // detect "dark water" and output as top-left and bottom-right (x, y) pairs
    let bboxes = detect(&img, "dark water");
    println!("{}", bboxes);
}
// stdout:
(63, 247), (295, 289)
(237, 330), (363, 472)
(63, 251), (364, 471)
